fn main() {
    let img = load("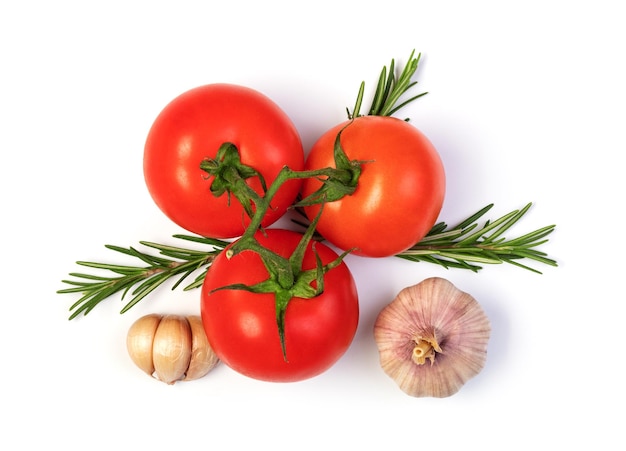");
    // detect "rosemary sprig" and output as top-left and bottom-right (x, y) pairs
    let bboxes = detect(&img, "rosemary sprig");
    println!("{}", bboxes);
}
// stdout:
(397, 203), (557, 273)
(59, 203), (556, 320)
(58, 235), (228, 320)
(348, 49), (428, 120)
